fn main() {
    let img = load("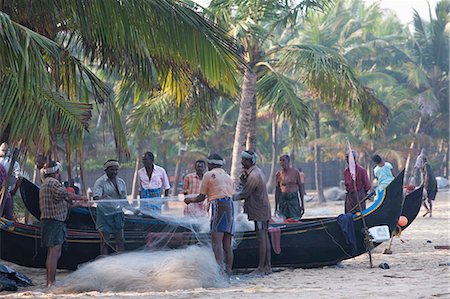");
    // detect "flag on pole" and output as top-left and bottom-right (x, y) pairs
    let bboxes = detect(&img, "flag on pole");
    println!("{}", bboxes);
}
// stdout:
(346, 138), (356, 181)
